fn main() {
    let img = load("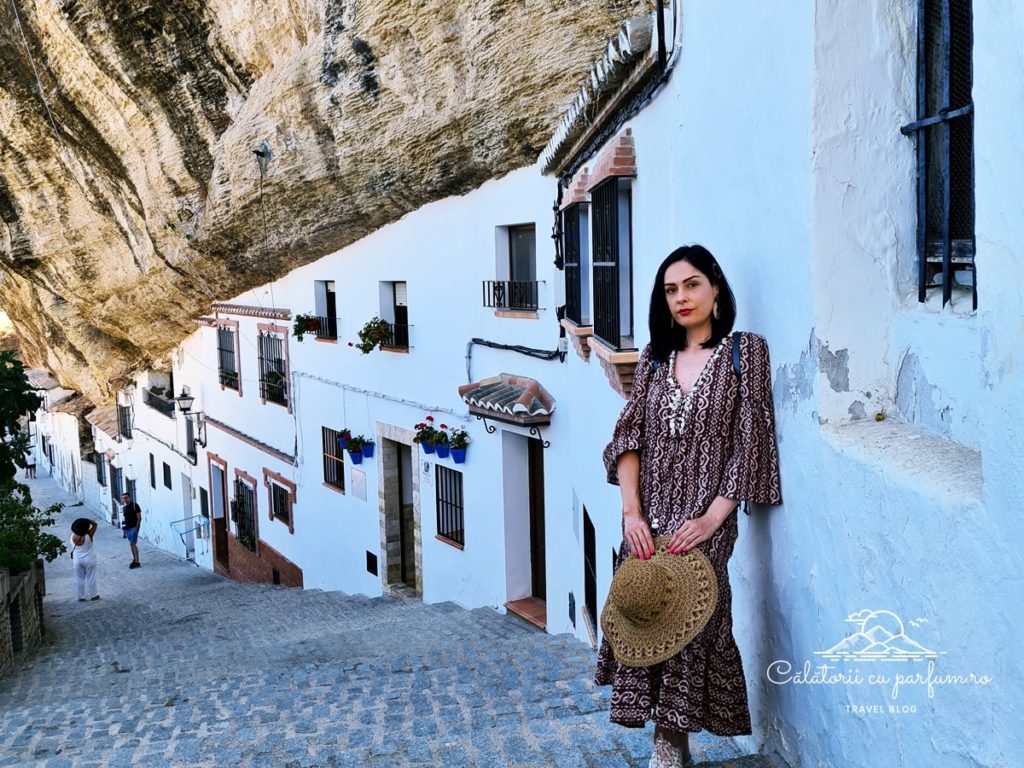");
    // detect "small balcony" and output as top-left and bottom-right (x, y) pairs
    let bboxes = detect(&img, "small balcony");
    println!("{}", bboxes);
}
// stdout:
(381, 322), (411, 352)
(482, 280), (542, 312)
(219, 369), (239, 389)
(313, 315), (339, 341)
(142, 388), (175, 418)
(260, 372), (288, 406)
